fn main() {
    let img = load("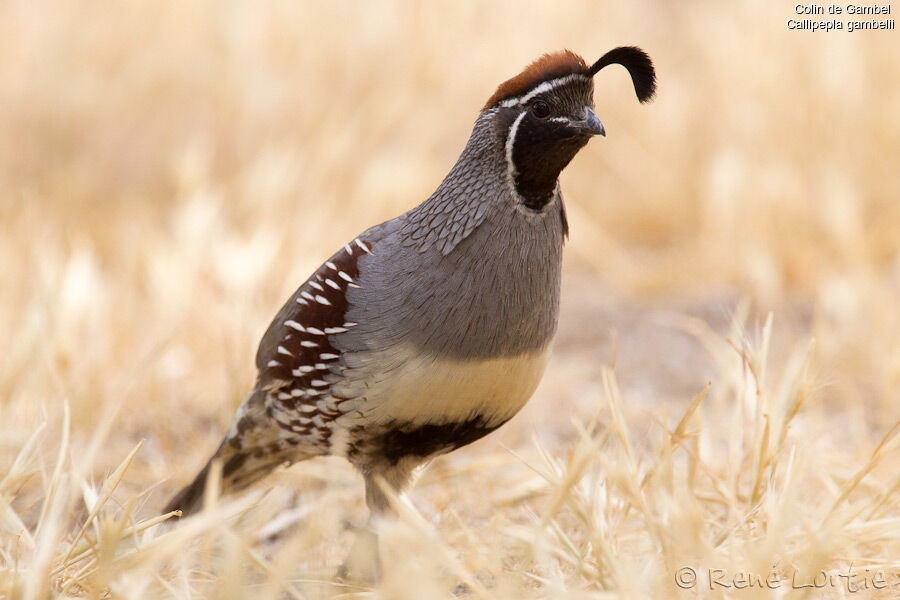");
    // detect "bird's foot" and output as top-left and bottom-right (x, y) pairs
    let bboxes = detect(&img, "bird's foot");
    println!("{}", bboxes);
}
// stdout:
(336, 524), (381, 584)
